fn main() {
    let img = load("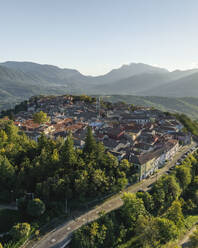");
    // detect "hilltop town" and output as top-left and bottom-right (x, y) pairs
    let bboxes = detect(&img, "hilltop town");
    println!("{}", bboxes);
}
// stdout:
(11, 95), (191, 180)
